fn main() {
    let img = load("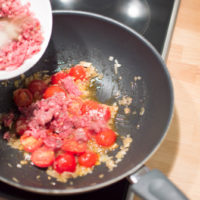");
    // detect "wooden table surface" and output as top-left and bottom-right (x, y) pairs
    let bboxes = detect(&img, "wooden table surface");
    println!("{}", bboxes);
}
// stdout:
(136, 0), (200, 199)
